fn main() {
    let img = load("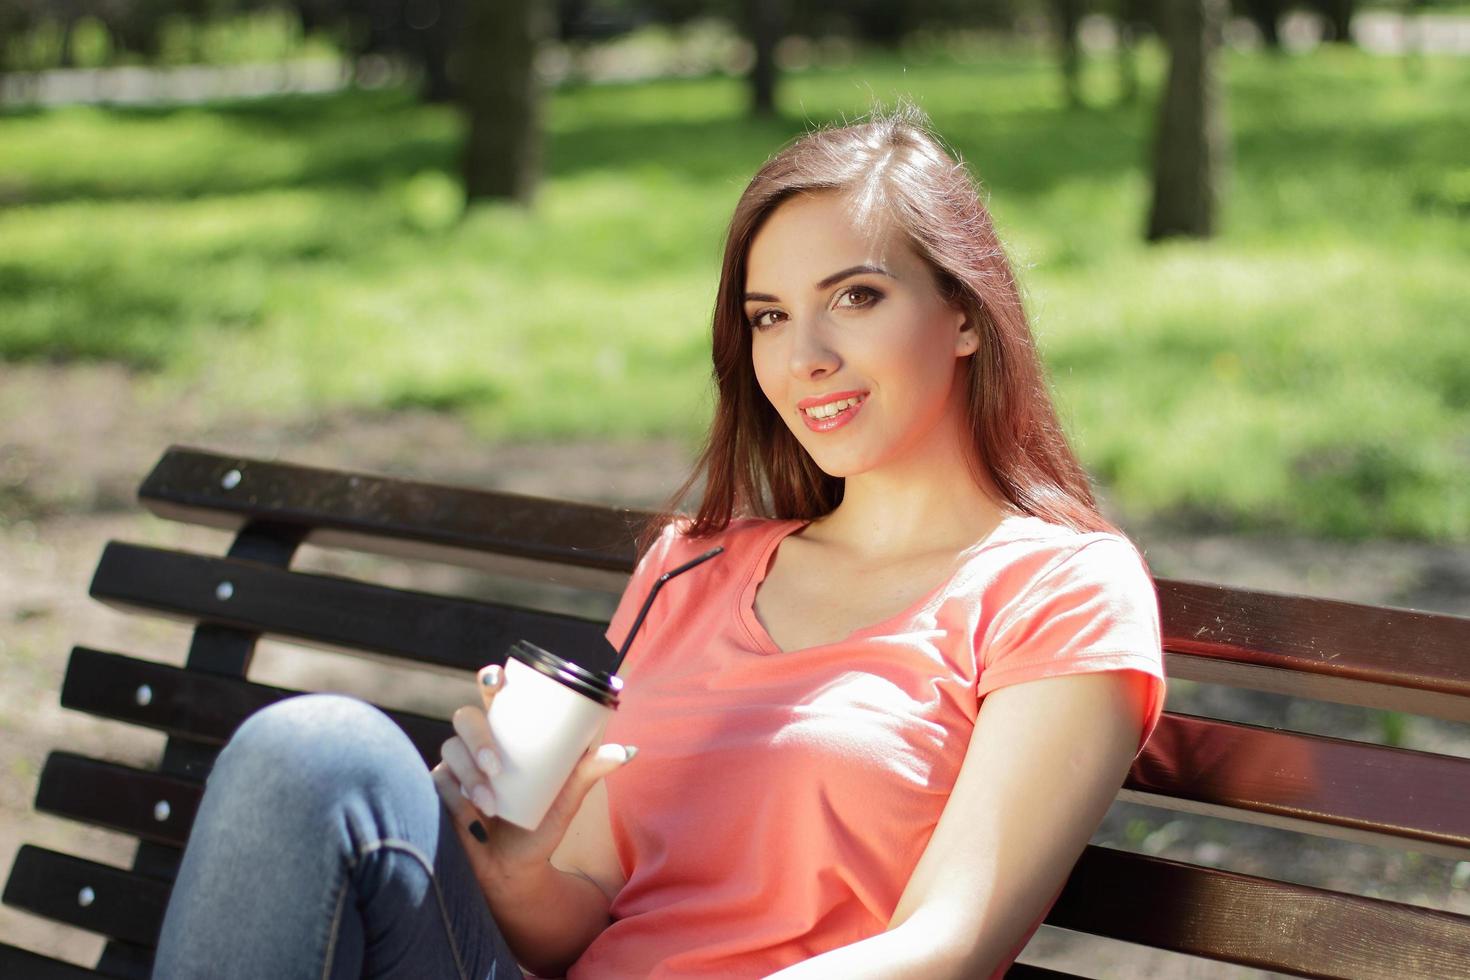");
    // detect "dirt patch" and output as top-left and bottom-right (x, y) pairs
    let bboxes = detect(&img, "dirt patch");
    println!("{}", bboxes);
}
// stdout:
(3, 361), (1468, 974)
